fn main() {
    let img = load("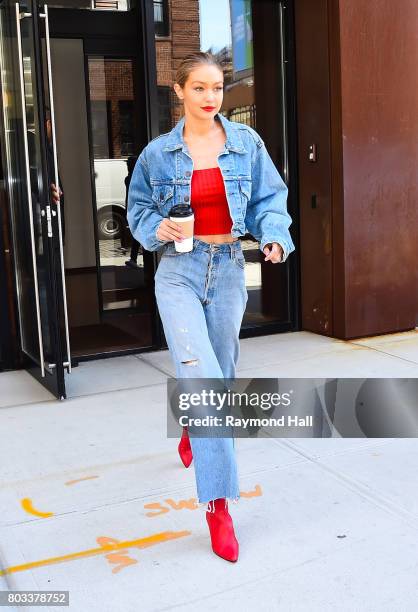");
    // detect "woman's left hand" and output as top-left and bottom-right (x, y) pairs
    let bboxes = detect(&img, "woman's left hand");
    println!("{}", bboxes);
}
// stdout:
(263, 242), (283, 263)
